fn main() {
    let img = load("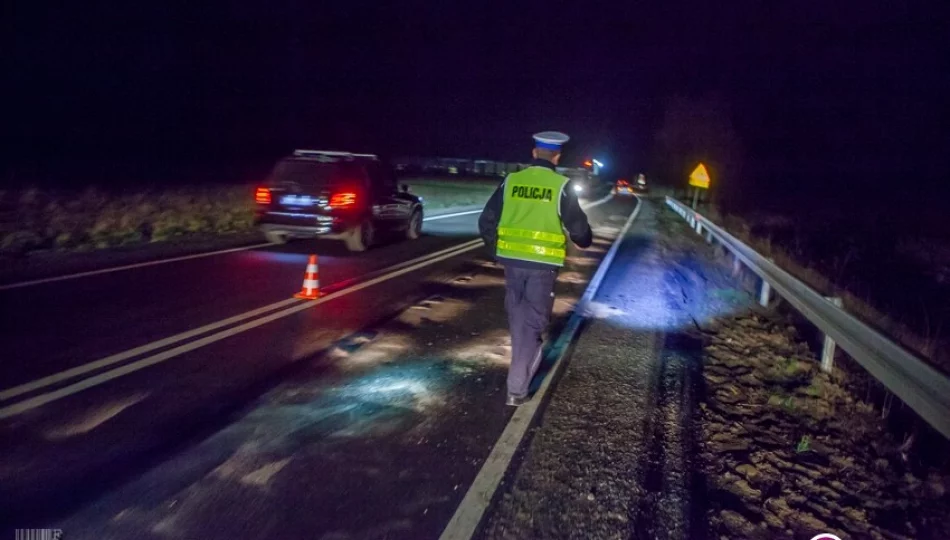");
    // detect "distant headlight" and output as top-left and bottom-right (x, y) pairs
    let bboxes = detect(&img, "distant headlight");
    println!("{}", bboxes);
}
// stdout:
(573, 184), (583, 193)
